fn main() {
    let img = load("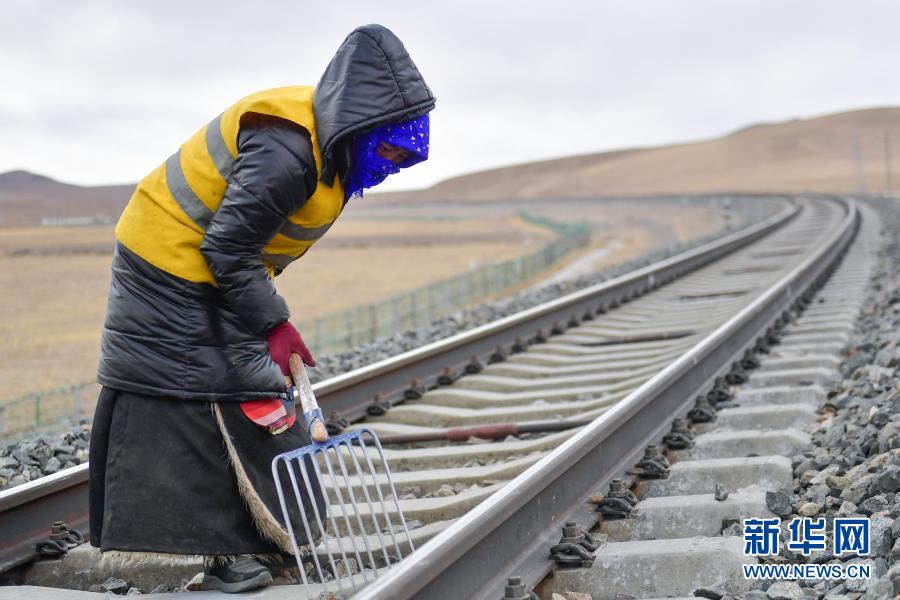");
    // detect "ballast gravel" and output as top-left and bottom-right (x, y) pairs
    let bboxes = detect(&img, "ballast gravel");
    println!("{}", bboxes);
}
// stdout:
(0, 423), (90, 489)
(724, 197), (900, 600)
